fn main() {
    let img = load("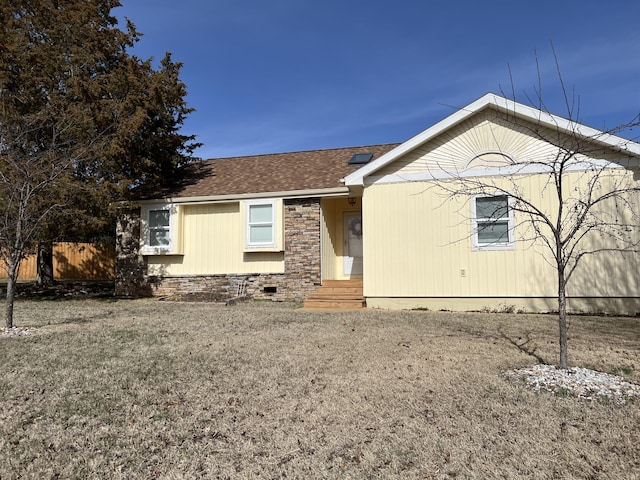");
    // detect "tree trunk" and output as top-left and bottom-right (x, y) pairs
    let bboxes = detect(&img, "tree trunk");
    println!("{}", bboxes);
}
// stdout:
(36, 241), (55, 286)
(558, 270), (569, 369)
(5, 261), (18, 329)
